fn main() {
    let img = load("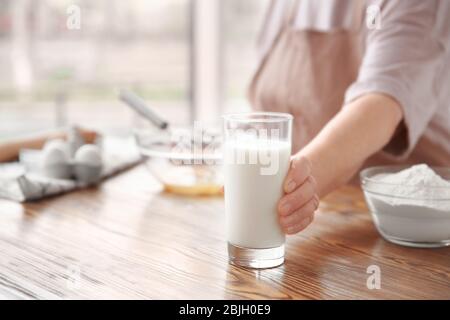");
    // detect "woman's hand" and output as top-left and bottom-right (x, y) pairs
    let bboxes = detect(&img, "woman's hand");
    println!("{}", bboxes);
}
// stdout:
(278, 155), (319, 234)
